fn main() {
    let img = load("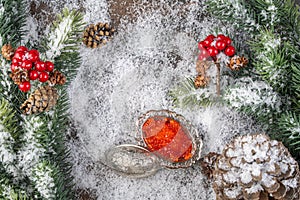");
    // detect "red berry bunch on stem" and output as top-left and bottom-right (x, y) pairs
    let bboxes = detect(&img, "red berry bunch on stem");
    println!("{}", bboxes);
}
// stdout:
(197, 34), (236, 96)
(198, 34), (235, 61)
(10, 46), (55, 92)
